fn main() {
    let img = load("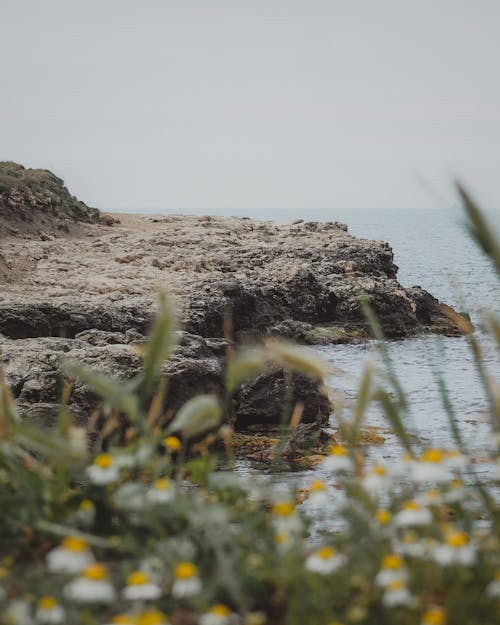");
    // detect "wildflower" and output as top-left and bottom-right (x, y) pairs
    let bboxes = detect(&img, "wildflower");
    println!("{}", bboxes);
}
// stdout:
(375, 509), (392, 526)
(35, 596), (65, 624)
(321, 444), (353, 472)
(172, 562), (202, 598)
(136, 610), (169, 625)
(306, 480), (329, 506)
(305, 546), (345, 574)
(123, 571), (162, 600)
(432, 530), (476, 566)
(409, 449), (450, 483)
(415, 489), (443, 507)
(75, 499), (95, 526)
(395, 531), (427, 558)
(86, 454), (120, 485)
(145, 478), (175, 504)
(394, 501), (432, 527)
(375, 554), (408, 587)
(4, 599), (34, 625)
(443, 479), (466, 504)
(486, 570), (500, 598)
(275, 531), (293, 553)
(362, 465), (391, 493)
(421, 607), (446, 625)
(199, 604), (233, 625)
(164, 436), (182, 452)
(271, 501), (302, 533)
(64, 563), (116, 604)
(443, 449), (467, 470)
(382, 580), (414, 607)
(46, 536), (94, 574)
